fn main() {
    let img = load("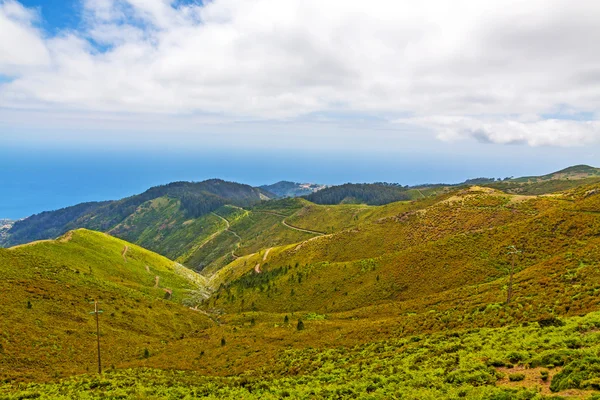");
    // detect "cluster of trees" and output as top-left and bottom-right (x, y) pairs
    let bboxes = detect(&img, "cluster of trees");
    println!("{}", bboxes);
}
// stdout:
(304, 183), (413, 205)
